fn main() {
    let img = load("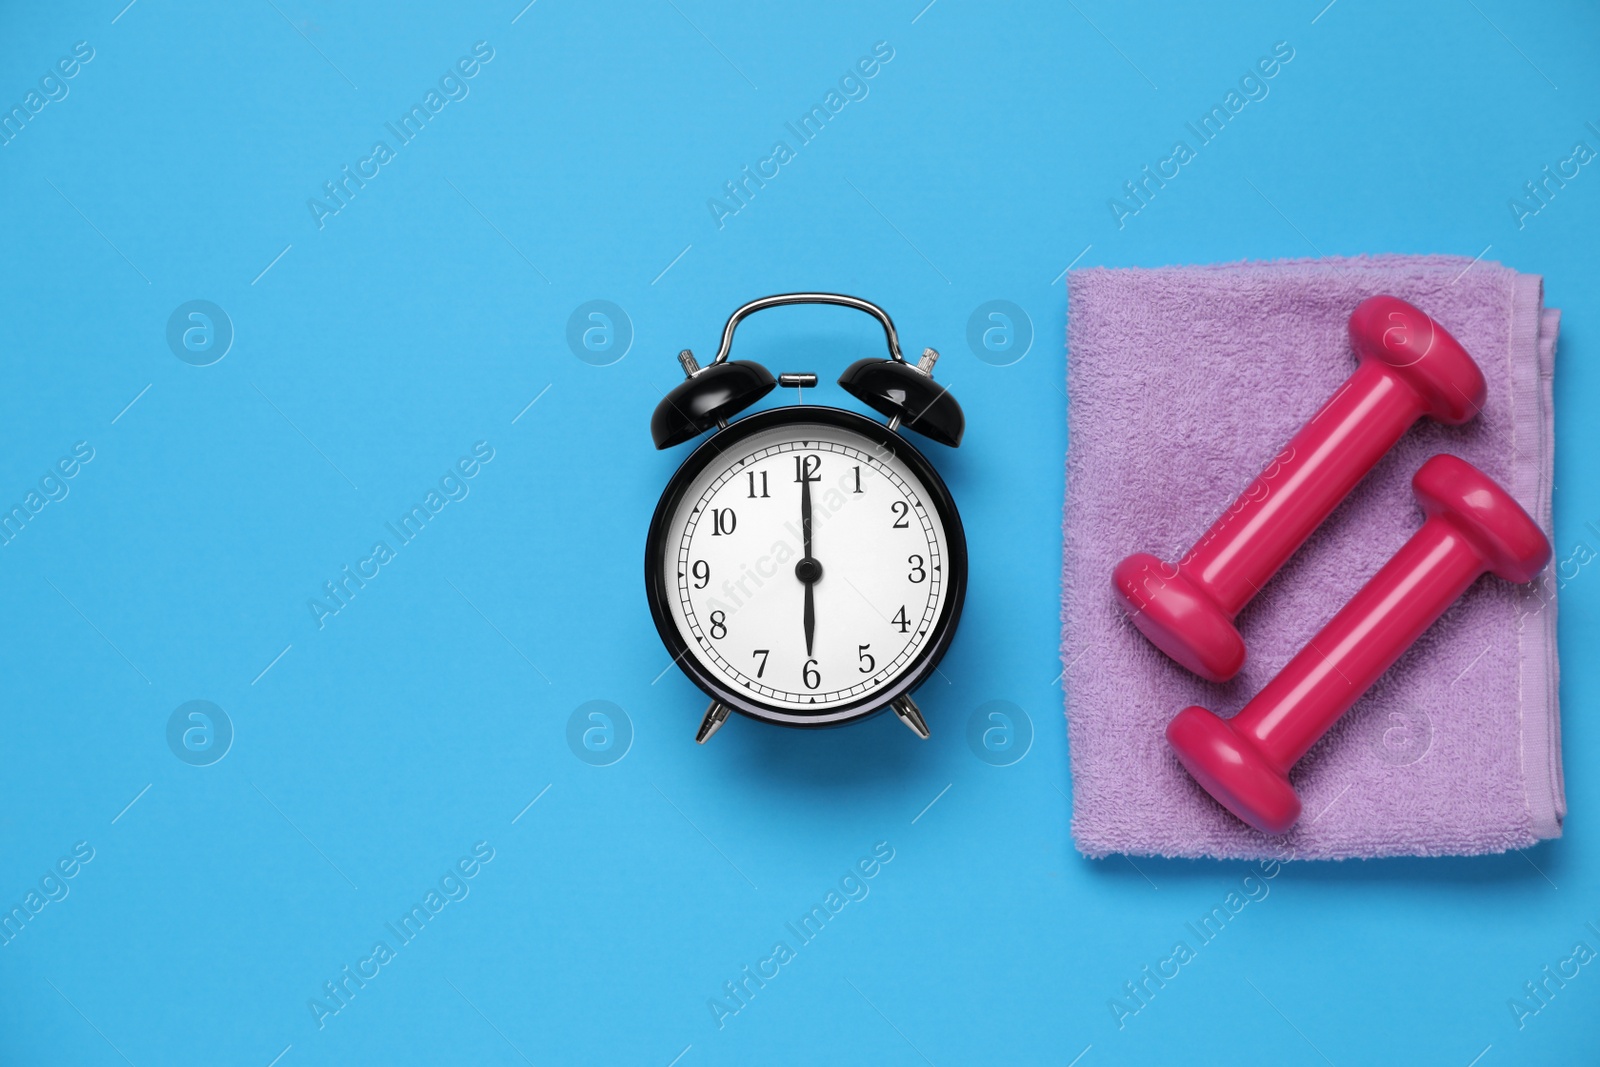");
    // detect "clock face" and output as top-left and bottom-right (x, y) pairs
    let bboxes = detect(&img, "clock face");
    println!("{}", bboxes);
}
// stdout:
(647, 407), (965, 726)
